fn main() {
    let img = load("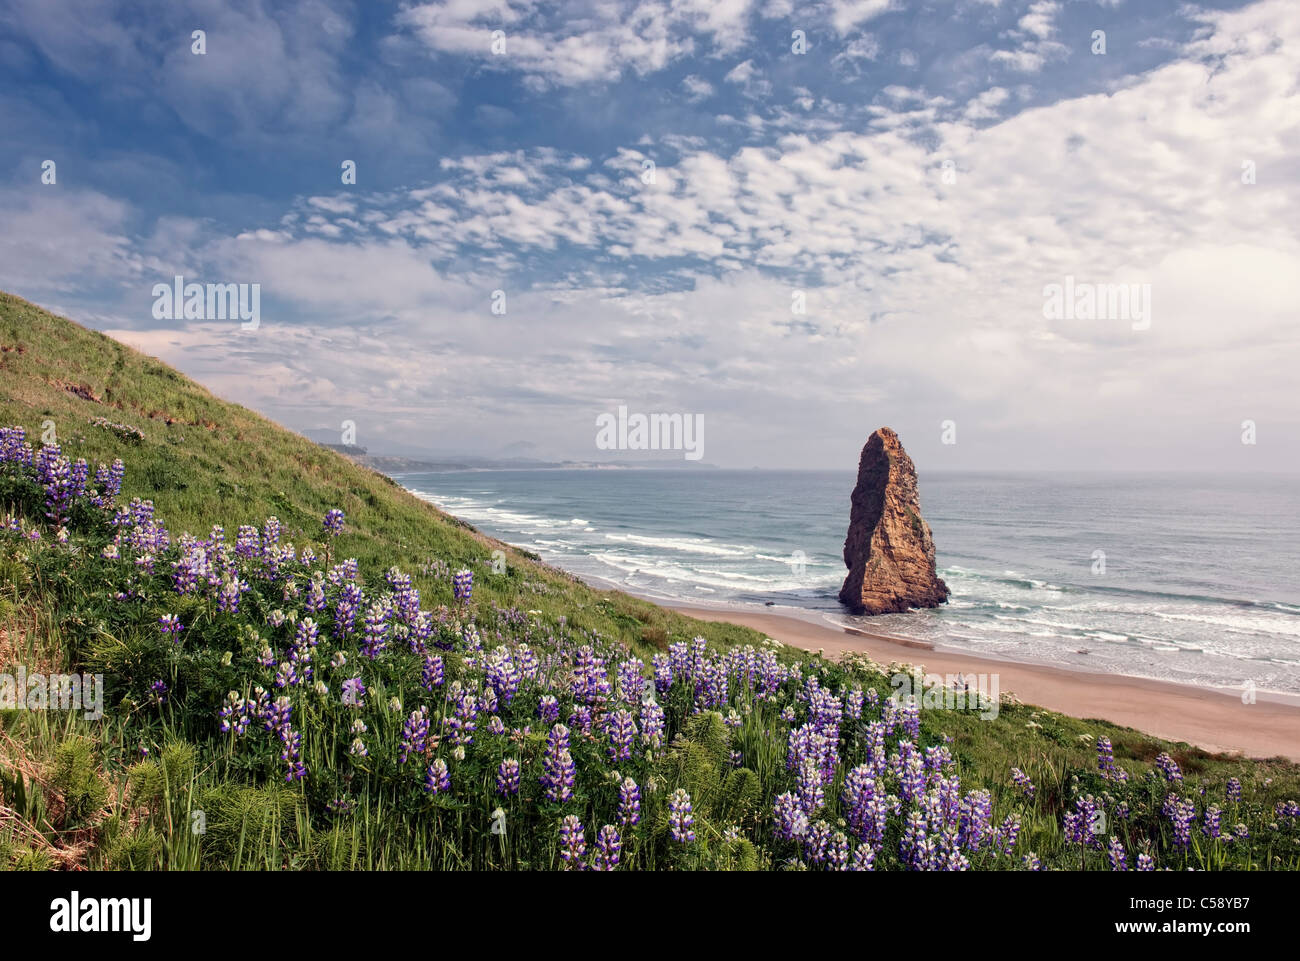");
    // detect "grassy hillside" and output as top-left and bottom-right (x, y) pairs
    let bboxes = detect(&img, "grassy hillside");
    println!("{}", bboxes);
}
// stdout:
(1, 291), (1297, 872)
